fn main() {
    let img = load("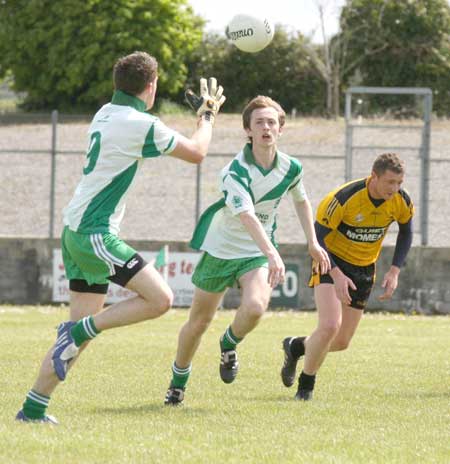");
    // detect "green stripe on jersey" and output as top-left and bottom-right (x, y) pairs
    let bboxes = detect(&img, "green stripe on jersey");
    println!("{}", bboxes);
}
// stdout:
(257, 159), (302, 203)
(227, 173), (255, 203)
(190, 199), (226, 250)
(142, 124), (160, 158)
(78, 161), (138, 233)
(228, 158), (251, 185)
(163, 136), (175, 153)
